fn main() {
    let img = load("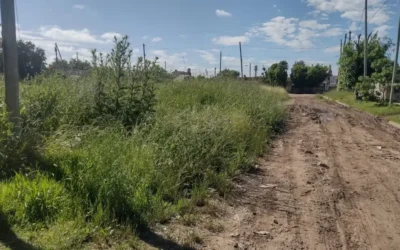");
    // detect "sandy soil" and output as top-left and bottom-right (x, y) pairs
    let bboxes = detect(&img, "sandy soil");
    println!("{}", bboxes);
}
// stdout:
(145, 95), (400, 250)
